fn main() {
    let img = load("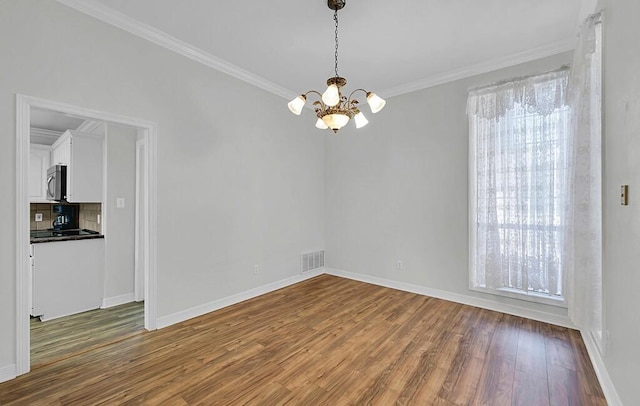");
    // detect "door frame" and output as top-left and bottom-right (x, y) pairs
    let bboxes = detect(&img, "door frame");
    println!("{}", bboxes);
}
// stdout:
(134, 137), (146, 302)
(15, 94), (158, 376)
